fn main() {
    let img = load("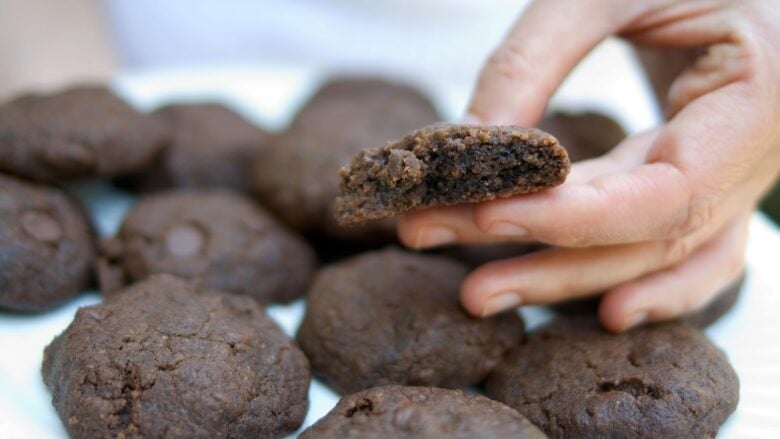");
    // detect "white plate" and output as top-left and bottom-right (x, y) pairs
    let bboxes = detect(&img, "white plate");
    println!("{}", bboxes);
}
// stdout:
(2, 60), (780, 438)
